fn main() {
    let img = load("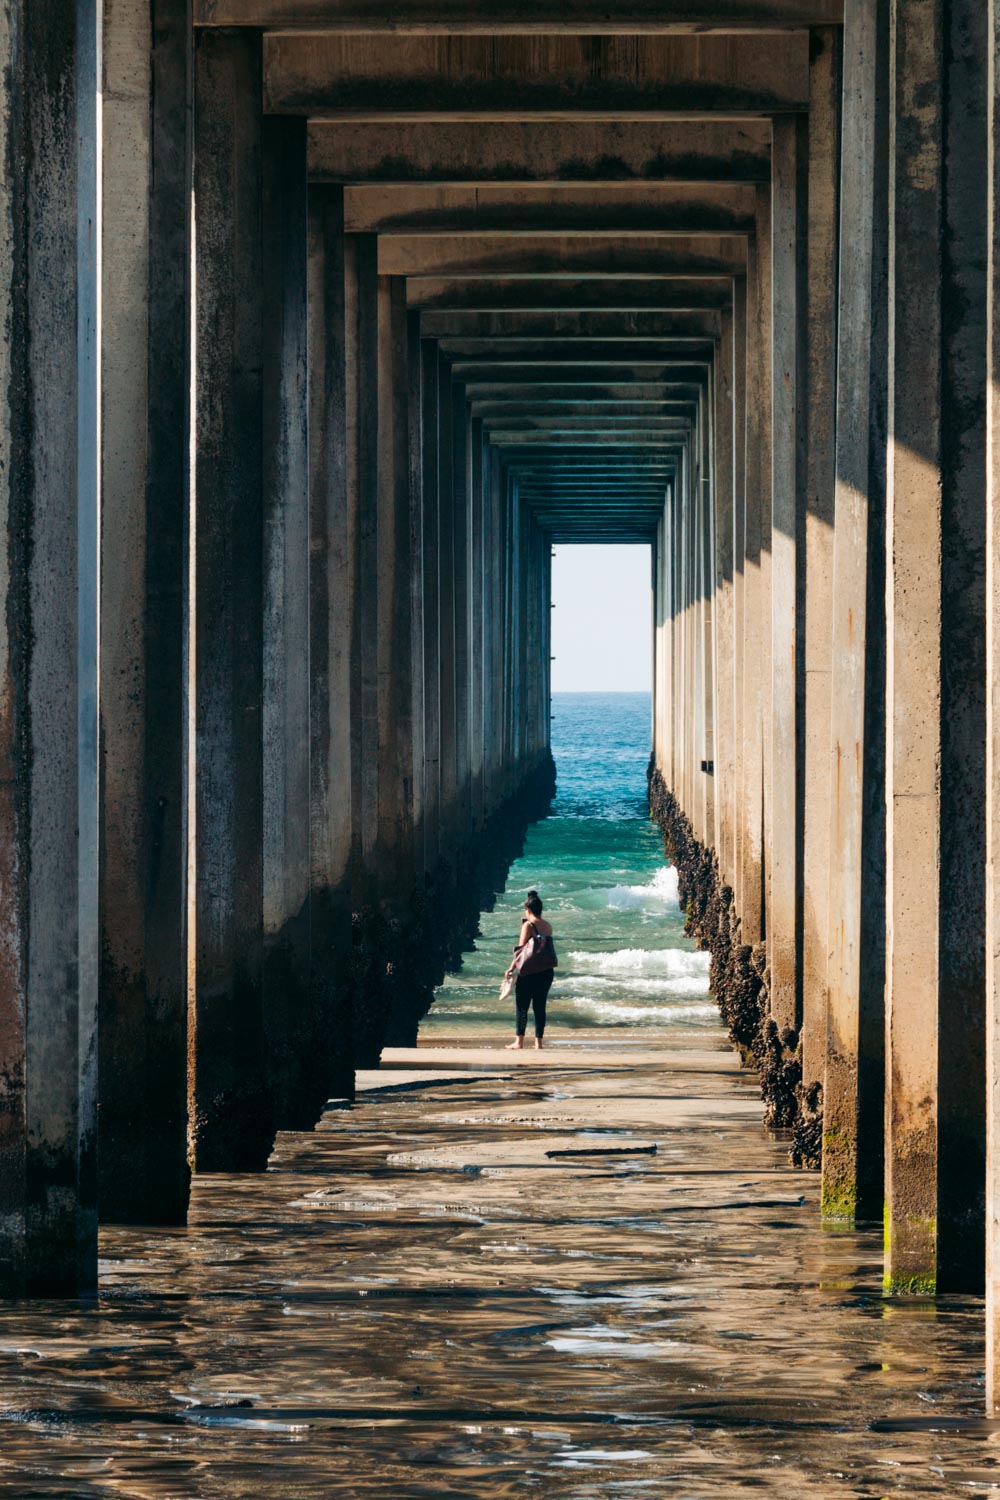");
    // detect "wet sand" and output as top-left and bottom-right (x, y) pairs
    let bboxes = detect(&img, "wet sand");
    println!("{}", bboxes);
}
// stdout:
(0, 1028), (995, 1496)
